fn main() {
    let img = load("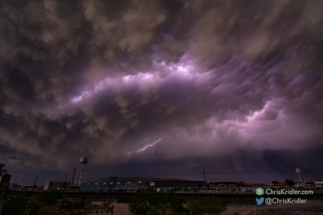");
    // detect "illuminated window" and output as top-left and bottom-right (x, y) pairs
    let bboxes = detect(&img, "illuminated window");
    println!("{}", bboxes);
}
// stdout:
(127, 181), (130, 184)
(95, 183), (97, 185)
(138, 181), (142, 184)
(57, 187), (60, 190)
(117, 182), (120, 184)
(110, 182), (113, 184)
(103, 183), (106, 185)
